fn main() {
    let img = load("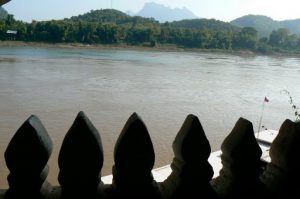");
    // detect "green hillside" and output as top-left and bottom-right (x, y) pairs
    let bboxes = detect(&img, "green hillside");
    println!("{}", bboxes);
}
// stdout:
(231, 15), (282, 37)
(69, 9), (130, 23)
(67, 9), (160, 27)
(68, 9), (239, 32)
(231, 14), (300, 37)
(167, 18), (240, 32)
